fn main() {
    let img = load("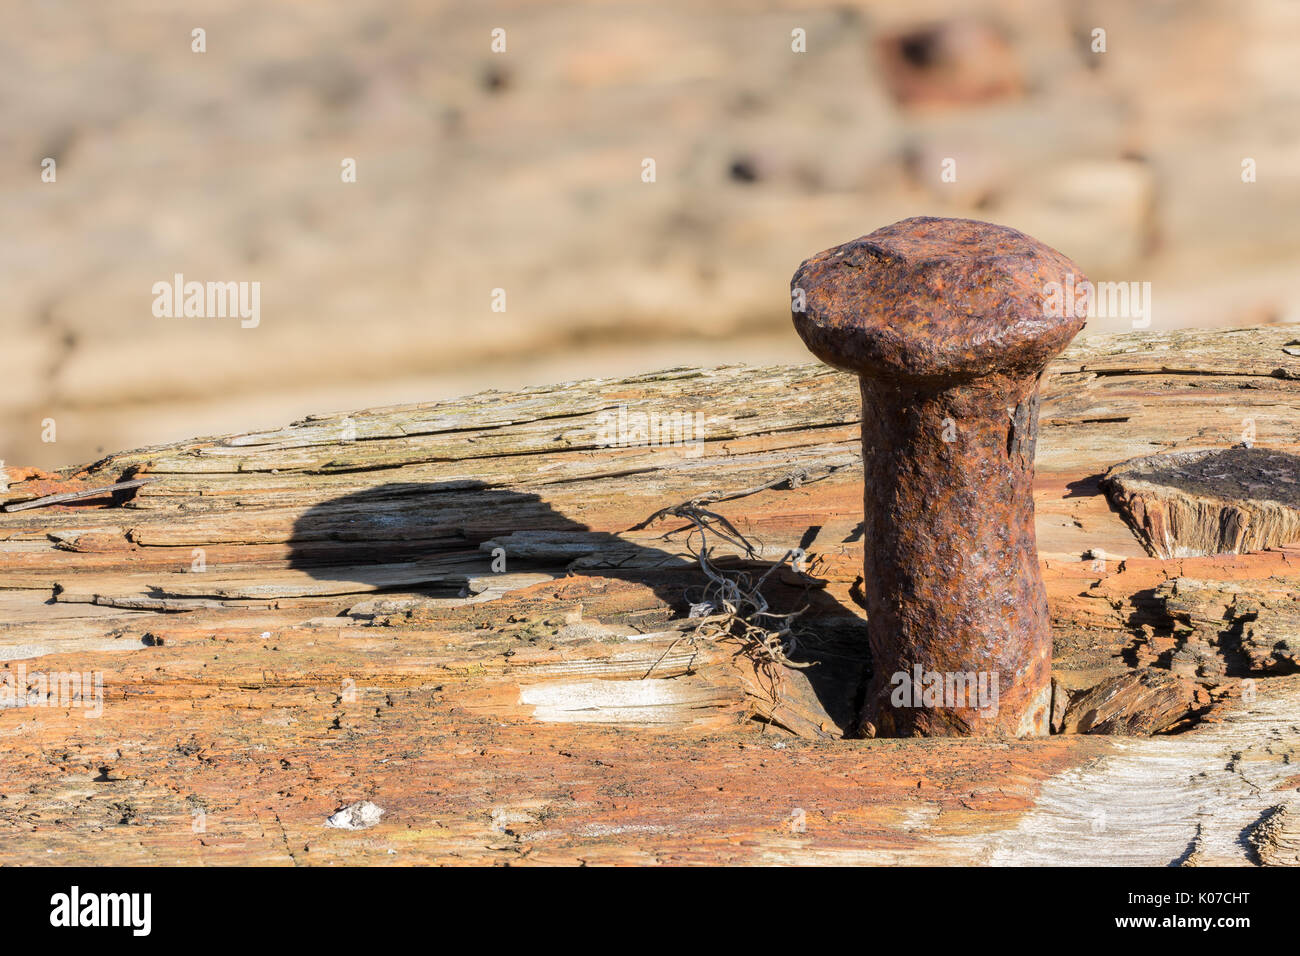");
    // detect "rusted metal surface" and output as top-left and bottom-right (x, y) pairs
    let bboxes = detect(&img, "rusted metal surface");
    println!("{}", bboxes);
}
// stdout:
(792, 216), (1088, 737)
